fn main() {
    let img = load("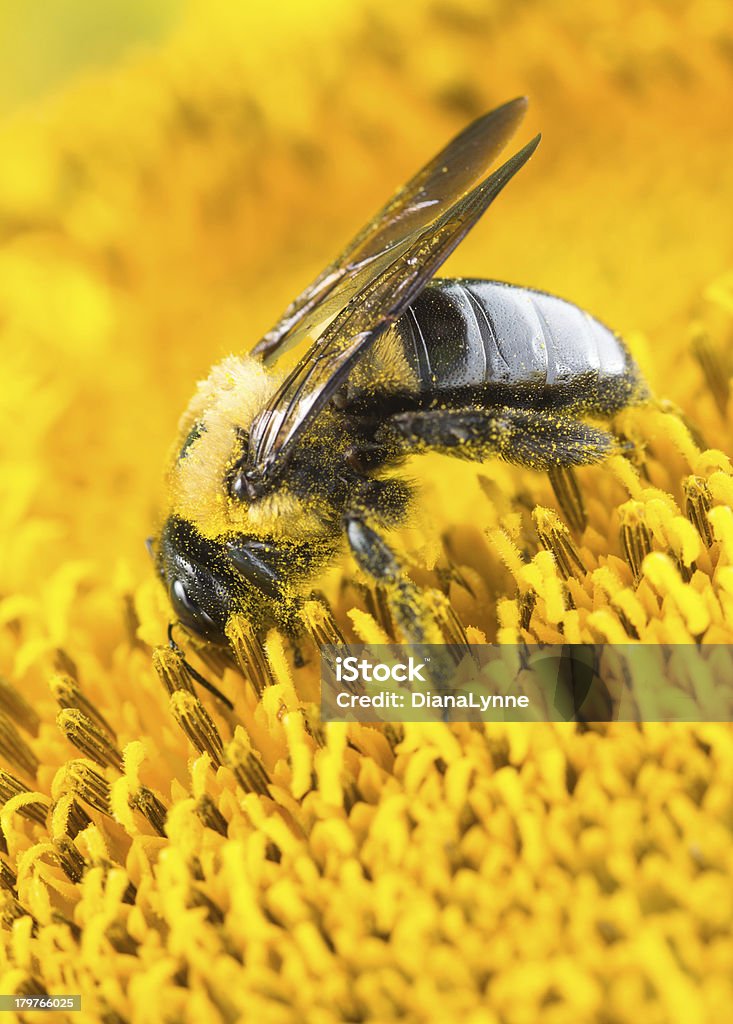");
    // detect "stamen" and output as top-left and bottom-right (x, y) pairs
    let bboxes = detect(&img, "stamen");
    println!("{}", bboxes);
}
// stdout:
(533, 507), (585, 580)
(519, 591), (536, 631)
(169, 691), (225, 765)
(0, 676), (40, 737)
(0, 858), (17, 892)
(0, 711), (39, 778)
(302, 599), (346, 646)
(61, 798), (93, 840)
(619, 501), (653, 582)
(196, 794), (228, 836)
(224, 732), (271, 796)
(0, 894), (33, 930)
(155, 628), (234, 710)
(226, 614), (273, 696)
(548, 464), (587, 534)
(684, 475), (714, 547)
(53, 648), (79, 679)
(50, 674), (117, 740)
(0, 768), (48, 825)
(187, 887), (225, 925)
(56, 709), (124, 772)
(62, 760), (113, 816)
(128, 787), (168, 837)
(106, 922), (140, 955)
(53, 836), (86, 883)
(691, 327), (729, 415)
(153, 645), (195, 697)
